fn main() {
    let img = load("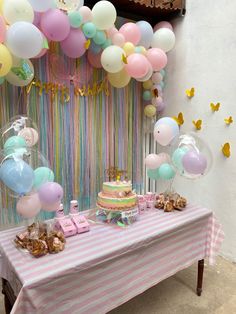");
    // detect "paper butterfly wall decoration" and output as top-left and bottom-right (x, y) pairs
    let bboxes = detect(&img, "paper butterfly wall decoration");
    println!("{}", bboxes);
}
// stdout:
(11, 60), (33, 81)
(192, 119), (202, 130)
(222, 143), (231, 158)
(84, 39), (91, 50)
(210, 102), (221, 112)
(224, 116), (233, 125)
(172, 112), (184, 126)
(122, 54), (128, 64)
(185, 87), (195, 98)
